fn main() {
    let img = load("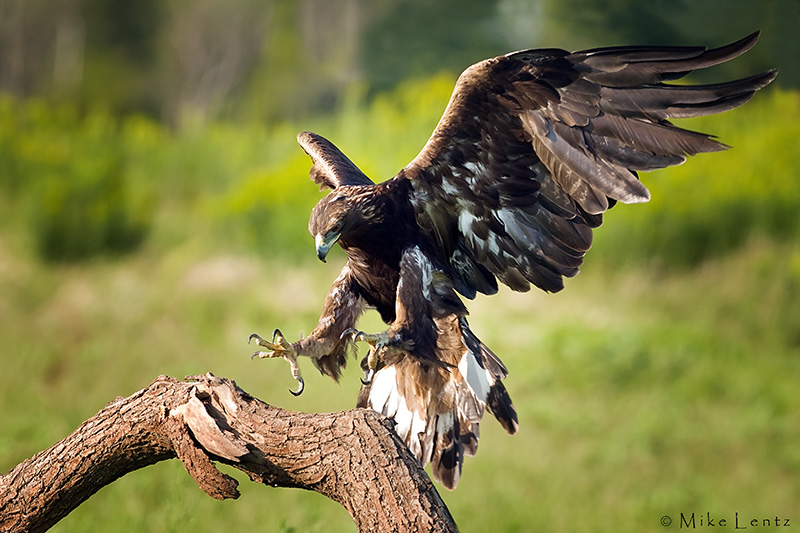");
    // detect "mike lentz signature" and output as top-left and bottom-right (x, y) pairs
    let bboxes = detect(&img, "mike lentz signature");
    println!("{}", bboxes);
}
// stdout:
(660, 512), (792, 528)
